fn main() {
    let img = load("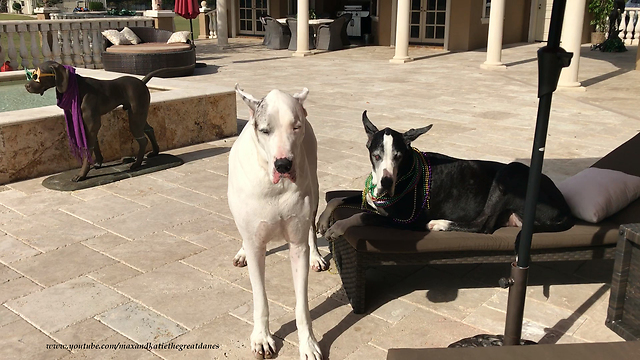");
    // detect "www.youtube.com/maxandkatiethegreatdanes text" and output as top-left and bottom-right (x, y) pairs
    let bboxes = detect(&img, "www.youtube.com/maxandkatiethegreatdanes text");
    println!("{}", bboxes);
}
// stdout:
(46, 342), (220, 351)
